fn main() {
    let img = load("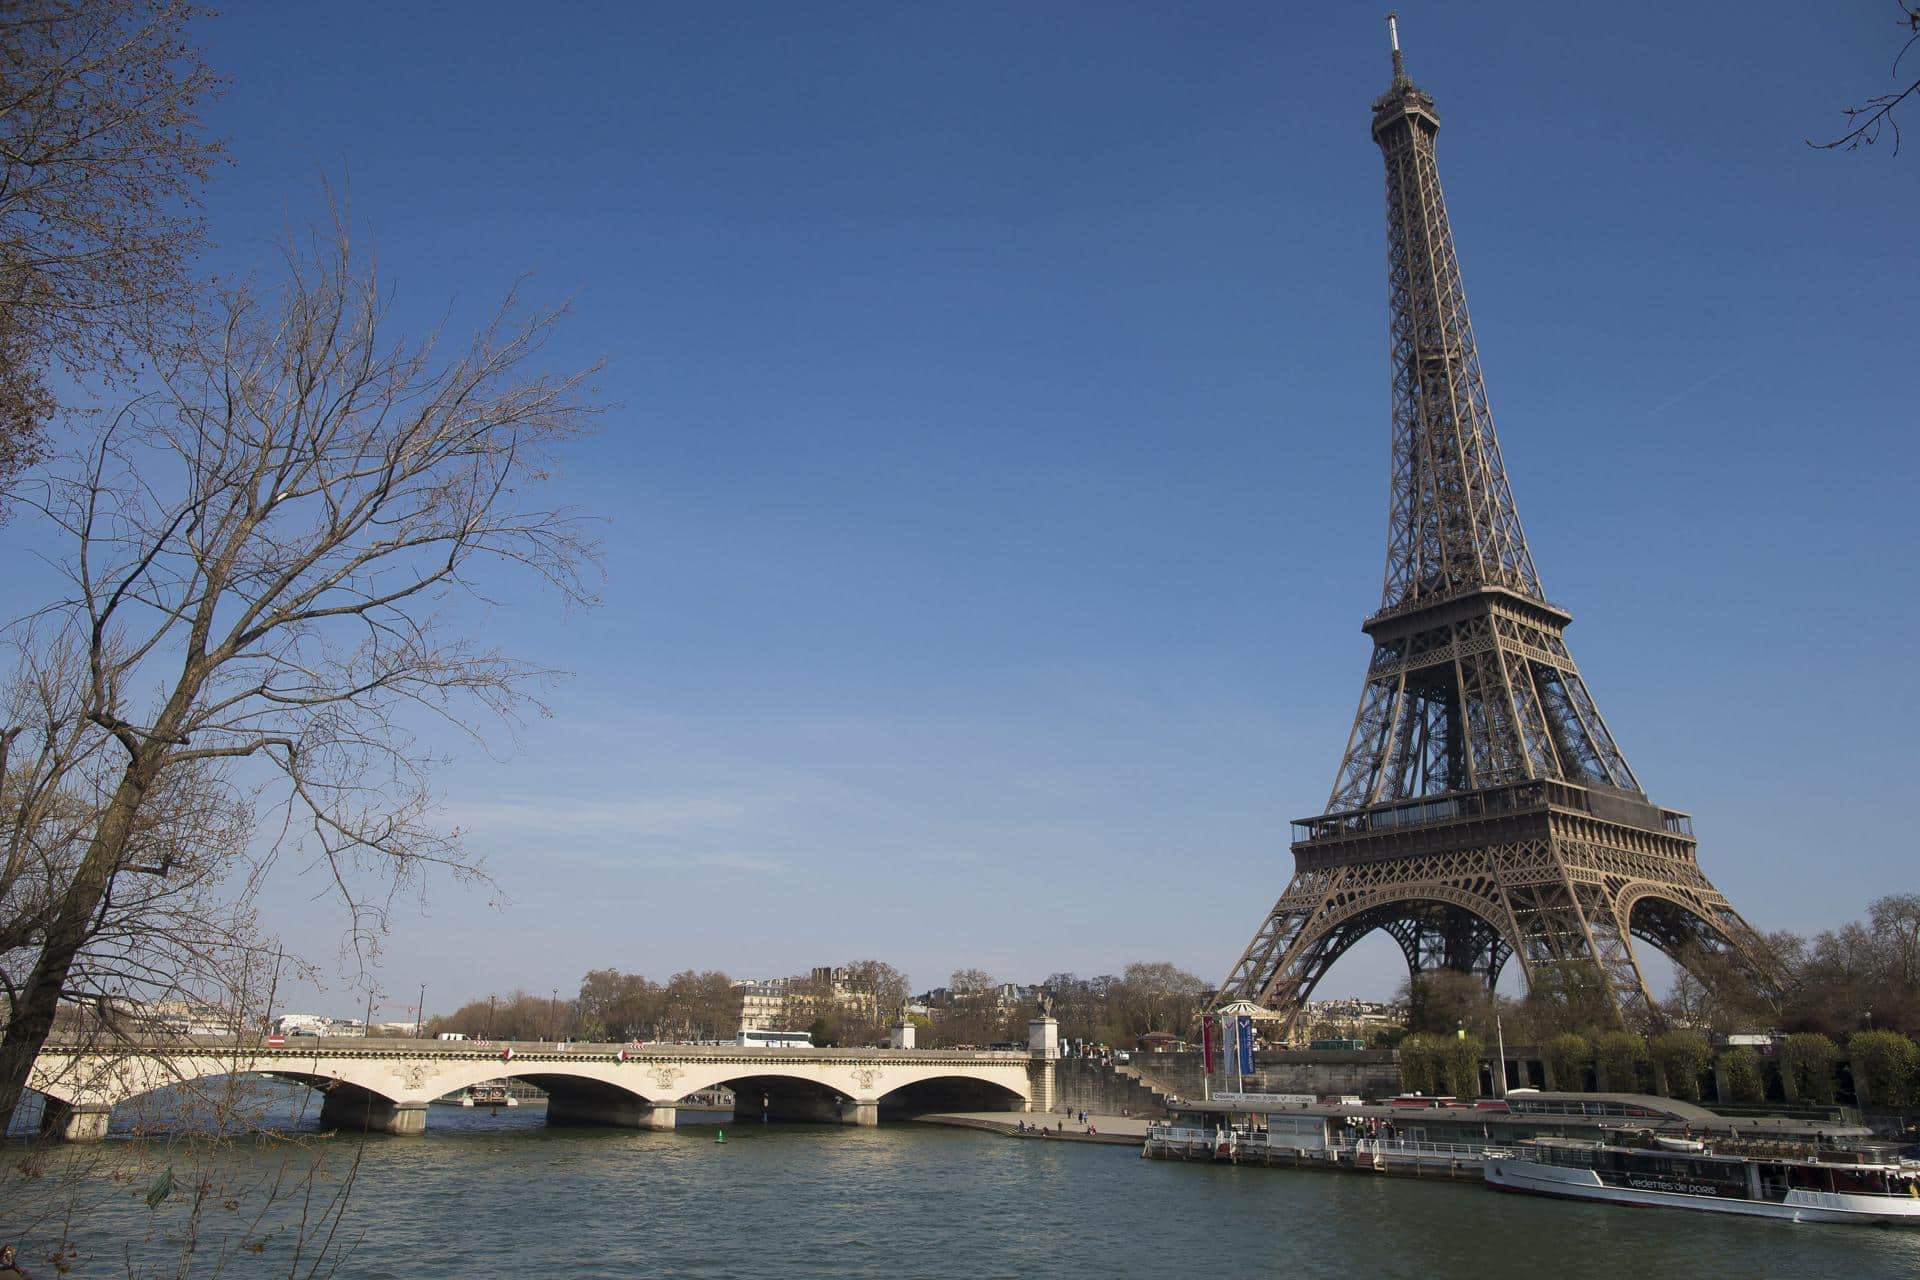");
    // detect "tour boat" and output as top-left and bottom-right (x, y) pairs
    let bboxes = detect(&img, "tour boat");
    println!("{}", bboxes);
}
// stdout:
(1483, 1136), (1920, 1226)
(466, 1084), (516, 1108)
